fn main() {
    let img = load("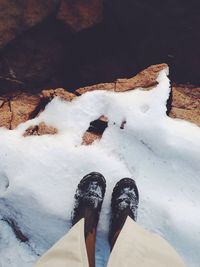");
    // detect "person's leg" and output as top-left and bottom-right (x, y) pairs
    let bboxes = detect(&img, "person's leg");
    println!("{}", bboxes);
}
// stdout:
(109, 178), (139, 250)
(72, 172), (106, 267)
(34, 218), (89, 267)
(107, 178), (186, 267)
(34, 172), (106, 267)
(107, 216), (186, 267)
